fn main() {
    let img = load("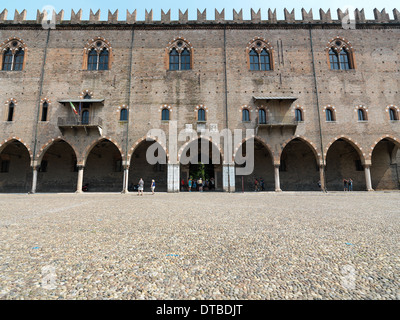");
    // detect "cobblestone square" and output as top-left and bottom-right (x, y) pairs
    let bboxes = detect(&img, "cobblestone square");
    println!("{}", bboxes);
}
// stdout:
(0, 192), (399, 300)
